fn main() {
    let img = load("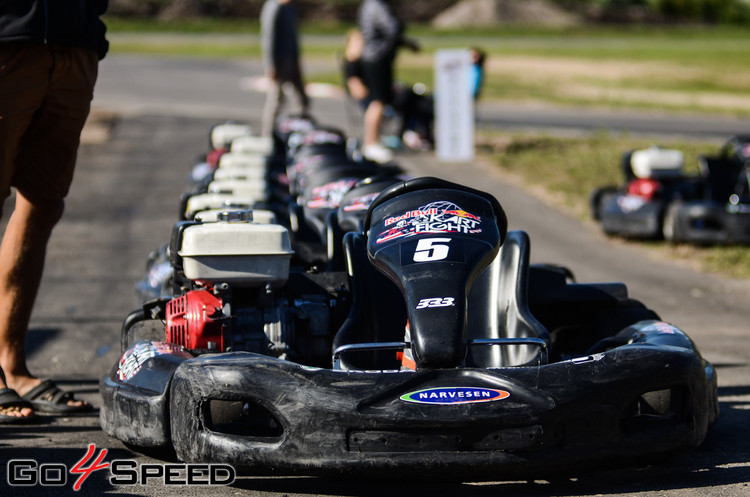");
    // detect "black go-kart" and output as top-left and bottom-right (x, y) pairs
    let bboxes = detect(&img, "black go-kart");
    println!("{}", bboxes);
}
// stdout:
(590, 136), (750, 244)
(101, 176), (717, 480)
(158, 121), (405, 305)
